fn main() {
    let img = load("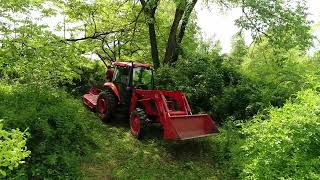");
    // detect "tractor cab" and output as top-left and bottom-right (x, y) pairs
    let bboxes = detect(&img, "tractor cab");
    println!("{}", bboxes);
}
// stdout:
(110, 62), (154, 105)
(112, 62), (154, 90)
